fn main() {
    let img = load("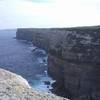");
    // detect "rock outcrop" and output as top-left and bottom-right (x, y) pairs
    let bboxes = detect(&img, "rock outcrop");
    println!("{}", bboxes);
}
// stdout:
(16, 26), (100, 100)
(0, 68), (68, 100)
